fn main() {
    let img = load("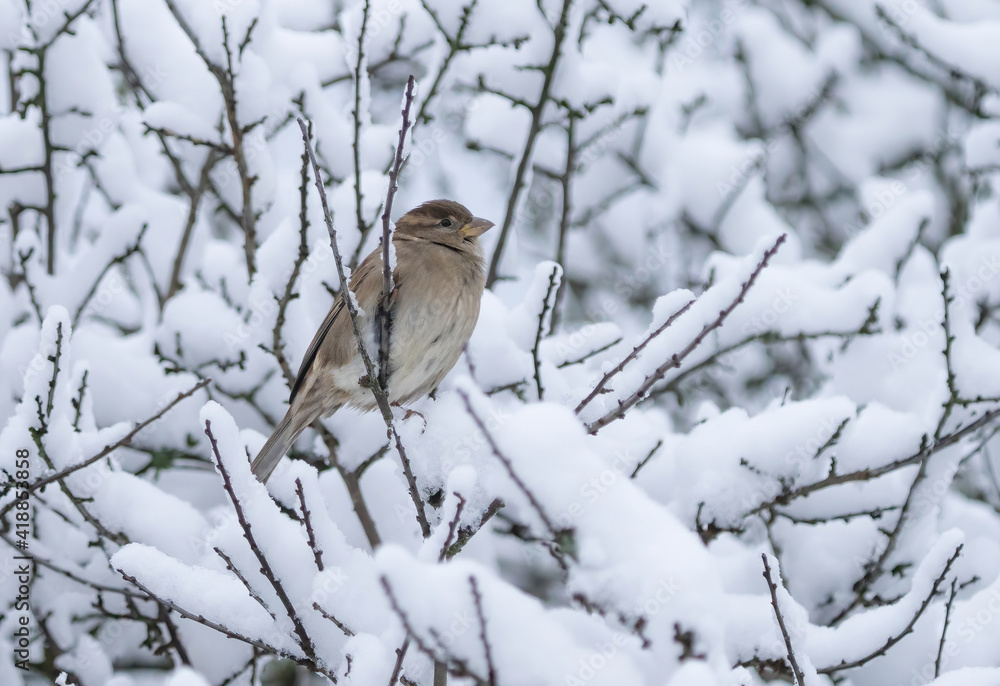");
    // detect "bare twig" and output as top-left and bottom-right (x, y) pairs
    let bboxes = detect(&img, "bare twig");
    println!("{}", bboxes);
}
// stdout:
(532, 264), (562, 399)
(295, 478), (325, 571)
(313, 424), (383, 549)
(457, 389), (557, 535)
(761, 553), (806, 686)
(829, 452), (931, 626)
(73, 224), (149, 327)
(389, 635), (411, 686)
(439, 492), (467, 561)
(214, 546), (276, 620)
(584, 234), (786, 433)
(377, 75), (416, 390)
(816, 544), (963, 674)
(118, 571), (335, 677)
(350, 0), (373, 266)
(296, 117), (431, 538)
(312, 601), (355, 637)
(2, 379), (210, 525)
(557, 336), (623, 368)
(935, 577), (958, 678)
(163, 1), (258, 276)
(630, 440), (663, 479)
(205, 420), (319, 664)
(575, 297), (695, 413)
(747, 407), (1000, 516)
(444, 497), (504, 559)
(167, 153), (219, 300)
(486, 0), (574, 286)
(469, 576), (497, 686)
